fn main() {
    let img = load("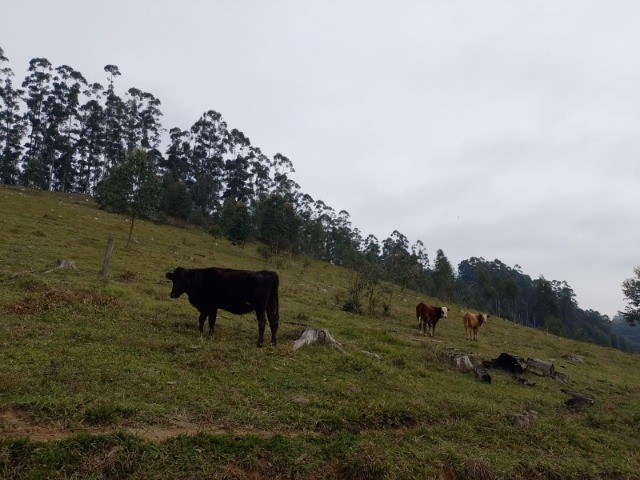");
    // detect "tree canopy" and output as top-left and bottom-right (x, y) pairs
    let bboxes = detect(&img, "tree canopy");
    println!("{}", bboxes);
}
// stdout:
(619, 266), (640, 326)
